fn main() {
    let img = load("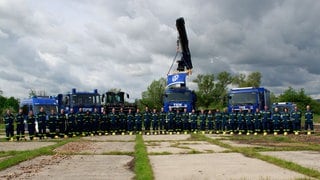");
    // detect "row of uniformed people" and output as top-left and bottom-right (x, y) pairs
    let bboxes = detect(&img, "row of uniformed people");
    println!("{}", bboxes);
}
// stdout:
(3, 104), (314, 141)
